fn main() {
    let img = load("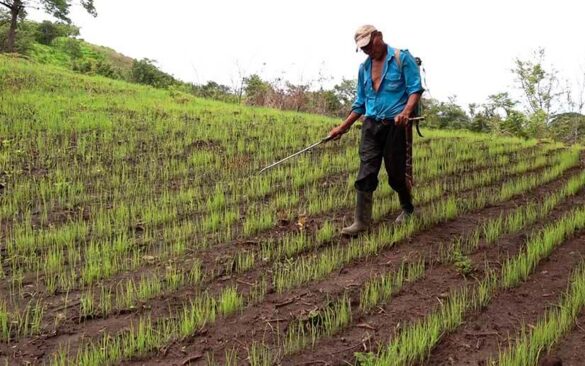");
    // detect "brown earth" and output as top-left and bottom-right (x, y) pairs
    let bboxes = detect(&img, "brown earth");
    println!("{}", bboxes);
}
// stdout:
(0, 150), (581, 366)
(541, 302), (585, 366)
(282, 175), (585, 366)
(117, 161), (585, 365)
(424, 232), (585, 366)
